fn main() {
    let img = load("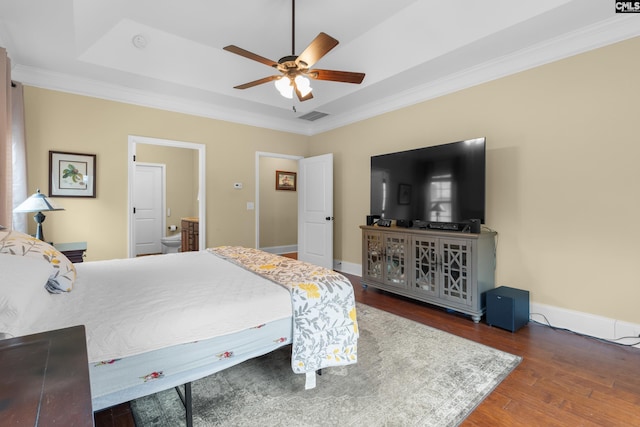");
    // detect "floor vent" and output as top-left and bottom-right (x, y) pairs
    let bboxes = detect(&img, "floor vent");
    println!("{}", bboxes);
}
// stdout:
(298, 111), (329, 121)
